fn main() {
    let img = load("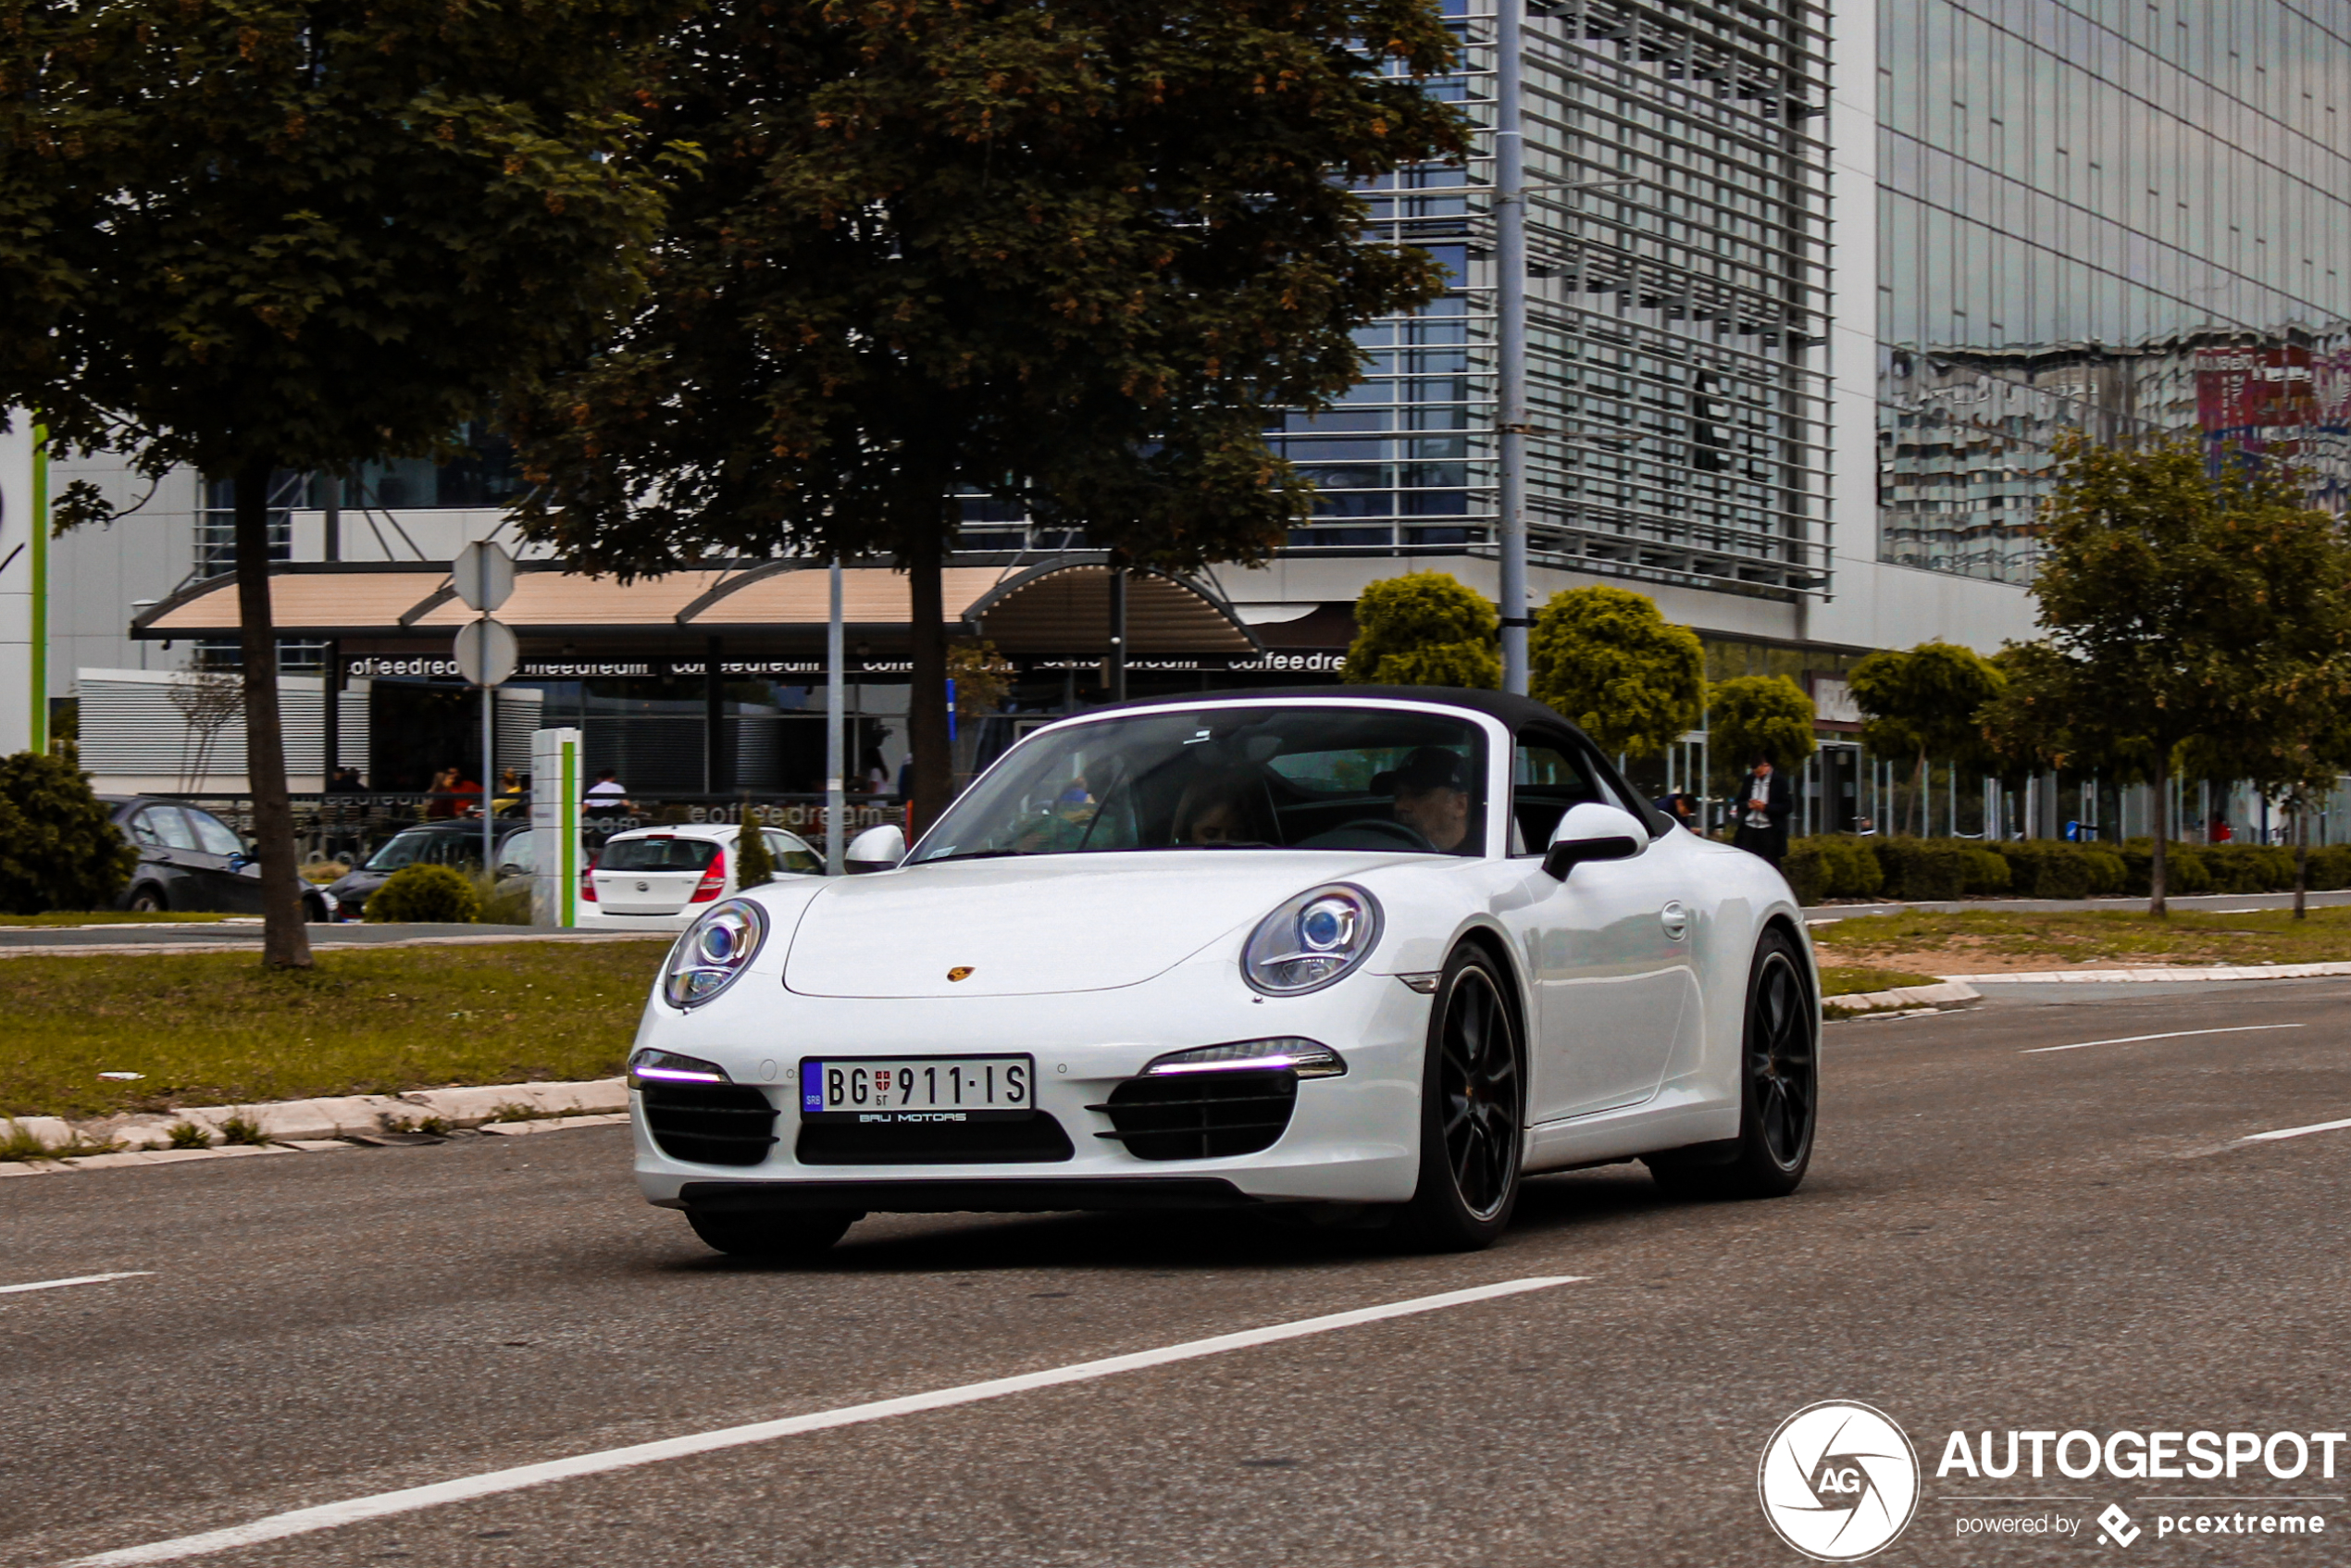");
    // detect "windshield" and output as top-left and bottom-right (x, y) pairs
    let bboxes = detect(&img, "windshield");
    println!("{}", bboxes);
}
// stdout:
(910, 705), (1488, 863)
(363, 829), (470, 871)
